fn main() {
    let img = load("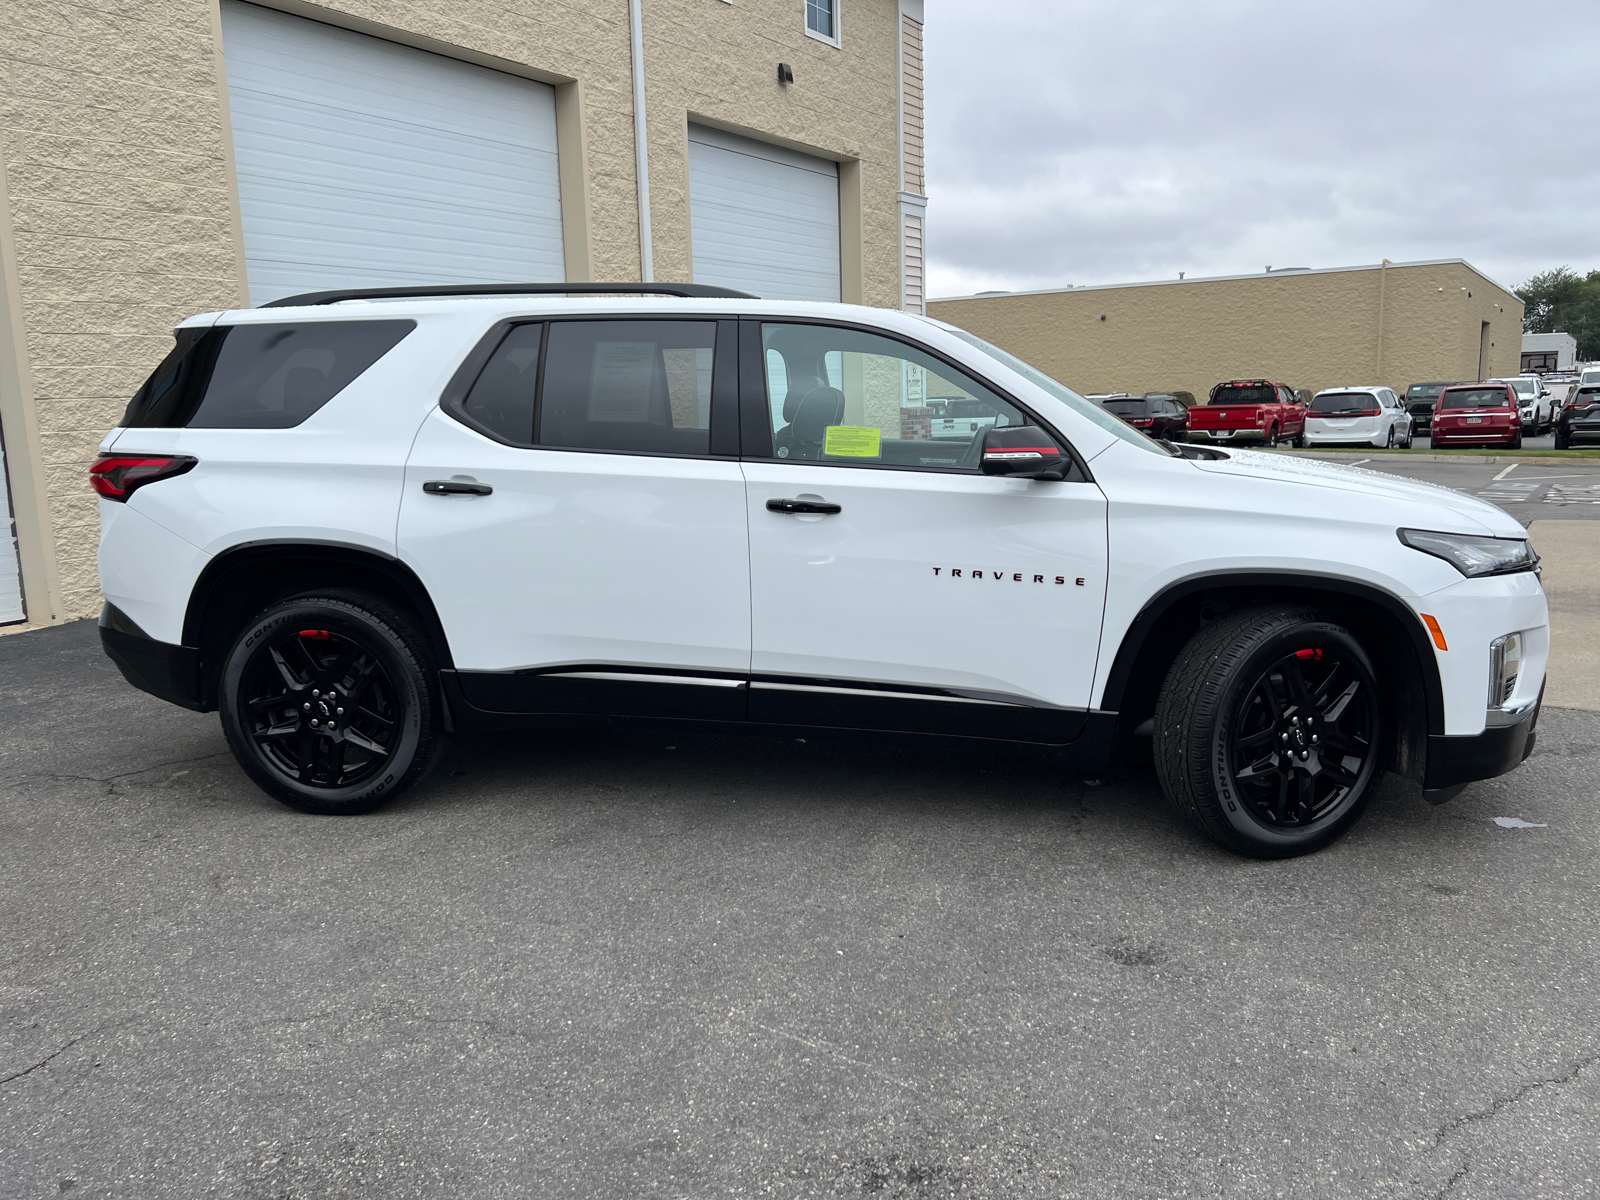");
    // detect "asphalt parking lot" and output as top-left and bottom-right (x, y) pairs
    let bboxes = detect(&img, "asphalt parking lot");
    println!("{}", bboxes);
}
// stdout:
(1319, 451), (1600, 525)
(4, 460), (1598, 1200)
